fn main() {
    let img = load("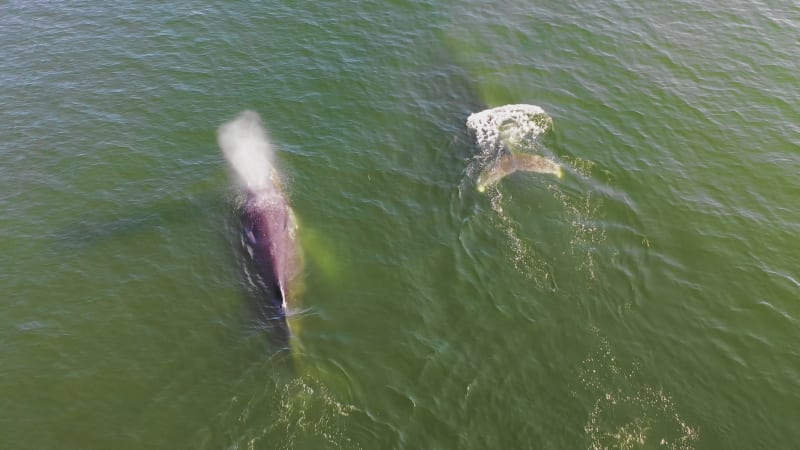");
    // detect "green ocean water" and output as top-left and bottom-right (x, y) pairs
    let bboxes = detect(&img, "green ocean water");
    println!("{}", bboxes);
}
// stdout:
(2, 1), (799, 448)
